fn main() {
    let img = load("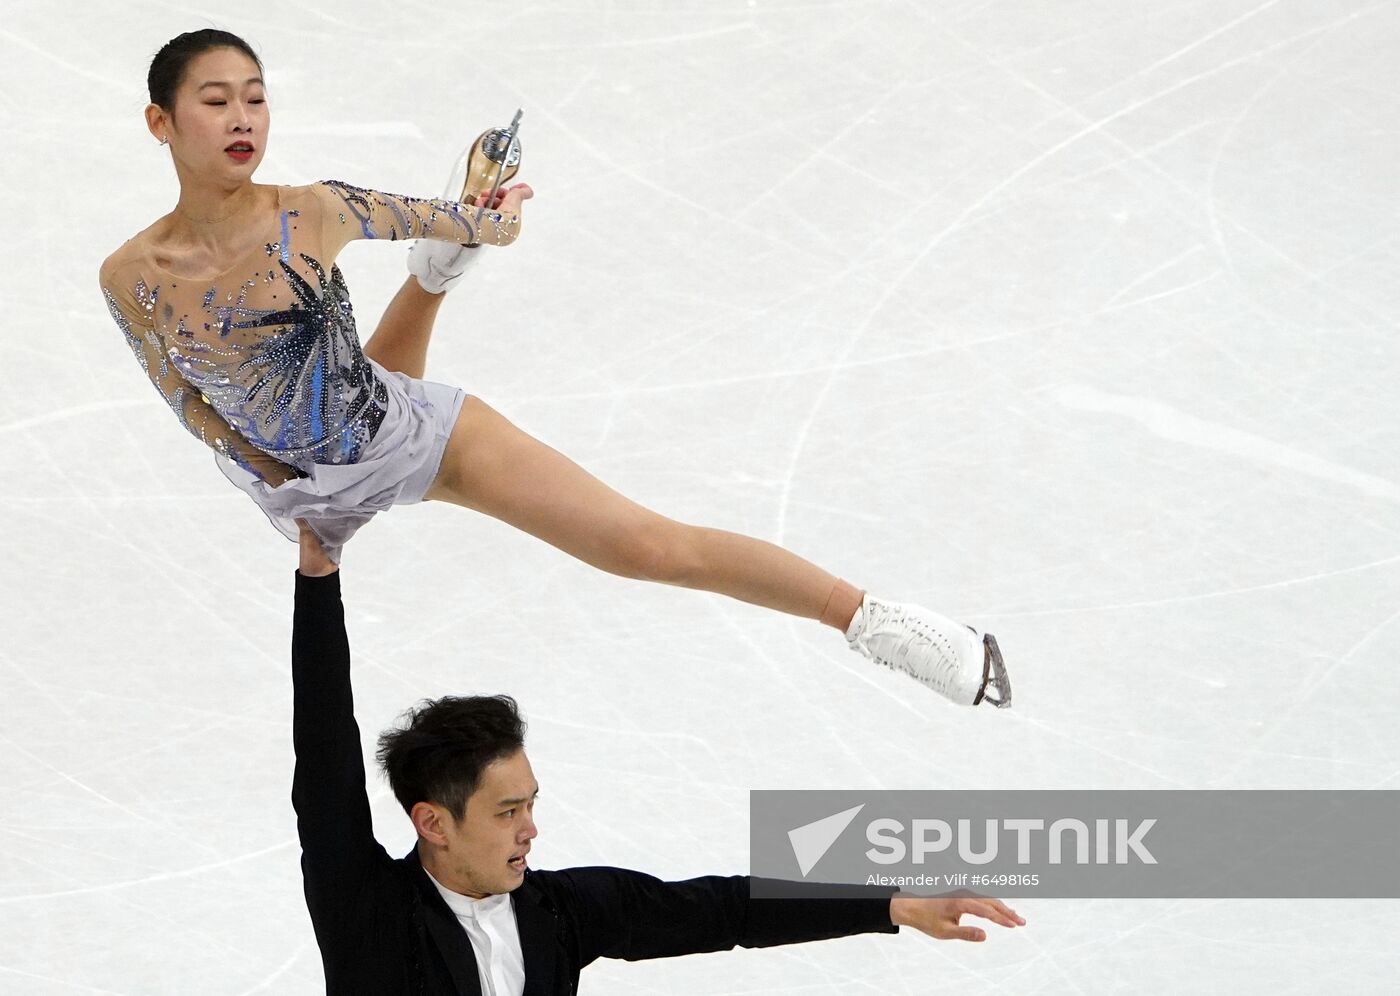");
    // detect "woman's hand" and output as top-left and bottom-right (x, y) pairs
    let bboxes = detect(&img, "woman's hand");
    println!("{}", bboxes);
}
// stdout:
(295, 519), (338, 577)
(471, 182), (533, 246)
(473, 182), (533, 213)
